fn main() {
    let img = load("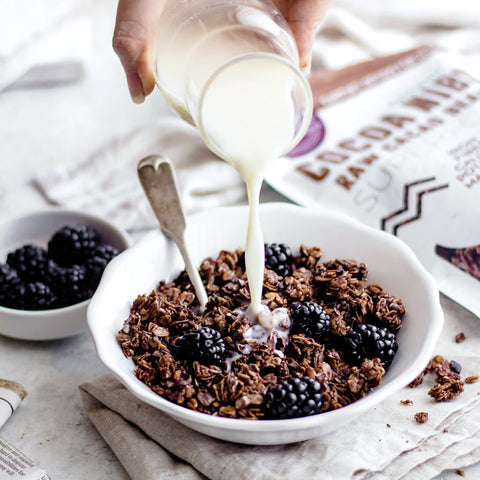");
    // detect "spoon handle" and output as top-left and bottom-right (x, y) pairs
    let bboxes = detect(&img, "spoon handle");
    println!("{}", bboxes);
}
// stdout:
(137, 155), (208, 310)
